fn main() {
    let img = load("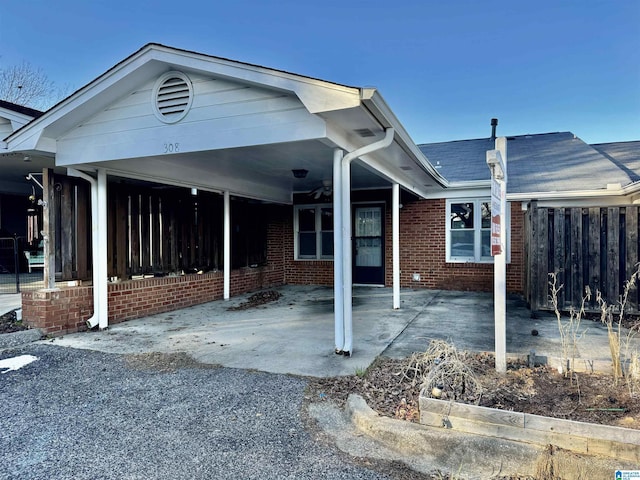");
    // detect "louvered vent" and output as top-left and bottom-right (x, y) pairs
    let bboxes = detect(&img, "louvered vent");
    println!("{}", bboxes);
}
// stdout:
(354, 128), (376, 138)
(152, 71), (193, 124)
